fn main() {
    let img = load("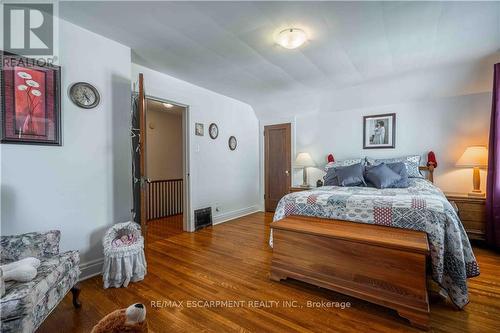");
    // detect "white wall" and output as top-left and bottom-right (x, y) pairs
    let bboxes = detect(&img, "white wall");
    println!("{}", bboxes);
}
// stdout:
(132, 64), (260, 228)
(146, 109), (183, 180)
(294, 93), (491, 194)
(257, 57), (495, 202)
(1, 19), (132, 279)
